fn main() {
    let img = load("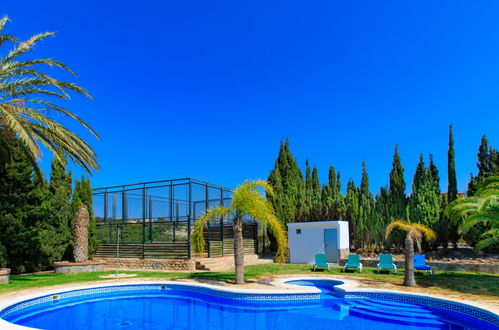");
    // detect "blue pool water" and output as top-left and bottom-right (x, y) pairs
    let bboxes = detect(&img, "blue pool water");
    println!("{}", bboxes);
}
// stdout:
(1, 283), (496, 330)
